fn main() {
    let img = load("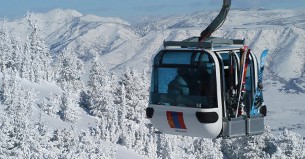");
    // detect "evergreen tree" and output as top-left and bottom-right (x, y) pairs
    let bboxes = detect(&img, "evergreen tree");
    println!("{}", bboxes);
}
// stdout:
(50, 128), (77, 158)
(157, 134), (174, 159)
(221, 127), (279, 159)
(0, 68), (45, 158)
(0, 18), (12, 72)
(33, 113), (53, 158)
(9, 35), (23, 73)
(117, 84), (127, 129)
(87, 56), (114, 117)
(60, 90), (81, 122)
(56, 48), (84, 92)
(0, 19), (23, 74)
(73, 130), (117, 158)
(1, 68), (22, 110)
(86, 56), (120, 142)
(38, 93), (61, 118)
(25, 12), (53, 82)
(192, 138), (223, 159)
(277, 129), (305, 158)
(55, 48), (83, 123)
(144, 134), (158, 159)
(20, 38), (32, 80)
(119, 68), (147, 122)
